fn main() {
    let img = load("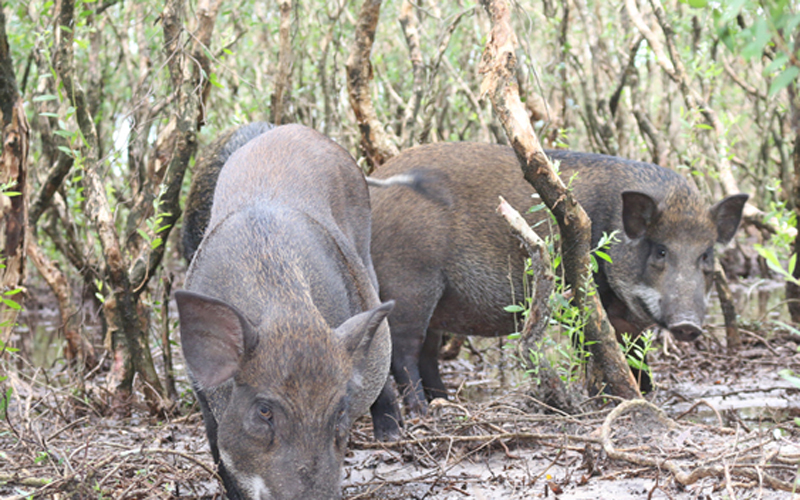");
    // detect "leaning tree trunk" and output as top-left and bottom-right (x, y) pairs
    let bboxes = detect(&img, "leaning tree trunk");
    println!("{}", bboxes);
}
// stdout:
(478, 0), (640, 400)
(0, 7), (30, 345)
